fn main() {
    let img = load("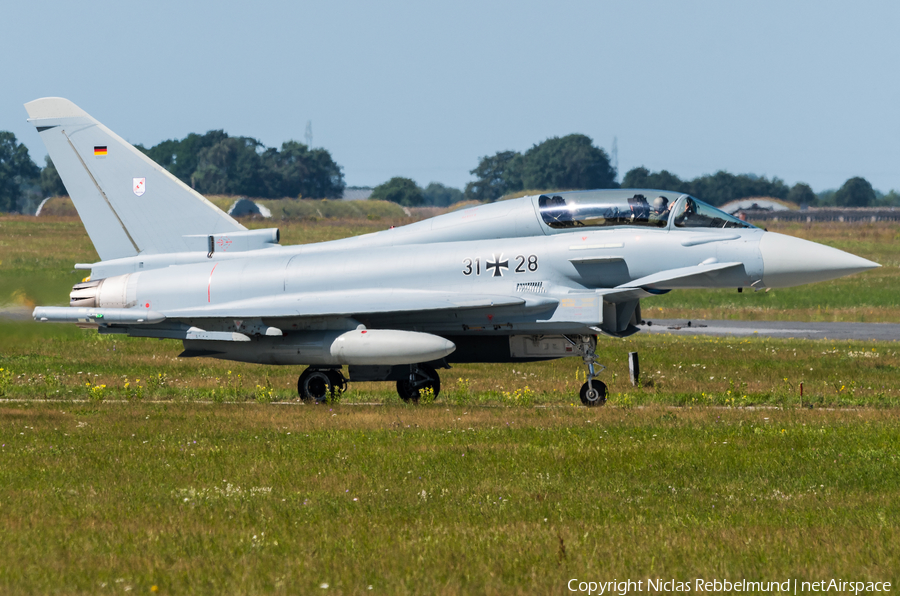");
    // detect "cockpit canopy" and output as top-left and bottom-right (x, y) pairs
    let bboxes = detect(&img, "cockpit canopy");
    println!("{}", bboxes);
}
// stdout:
(537, 190), (755, 230)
